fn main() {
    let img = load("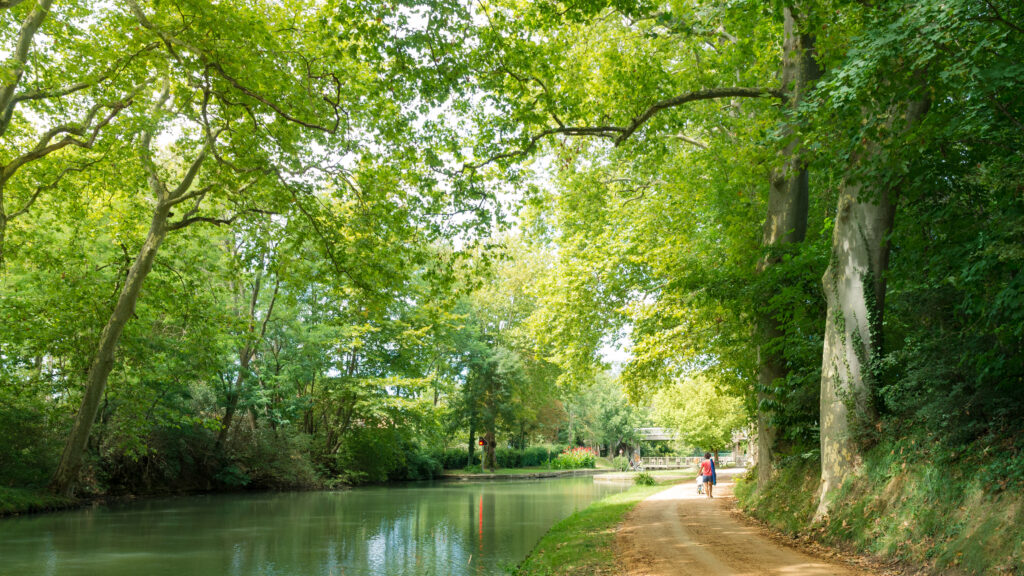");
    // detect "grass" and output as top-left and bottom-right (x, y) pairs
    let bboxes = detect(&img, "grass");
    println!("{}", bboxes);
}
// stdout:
(734, 441), (1024, 575)
(511, 480), (672, 576)
(0, 486), (74, 516)
(733, 459), (820, 534)
(821, 439), (1024, 575)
